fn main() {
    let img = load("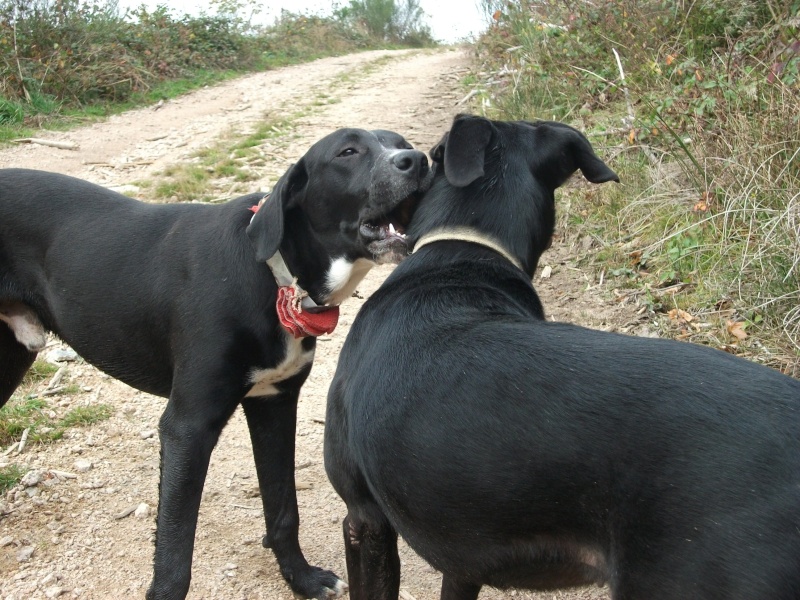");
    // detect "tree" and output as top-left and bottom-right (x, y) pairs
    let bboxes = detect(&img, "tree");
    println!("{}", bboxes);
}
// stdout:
(345, 0), (432, 43)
